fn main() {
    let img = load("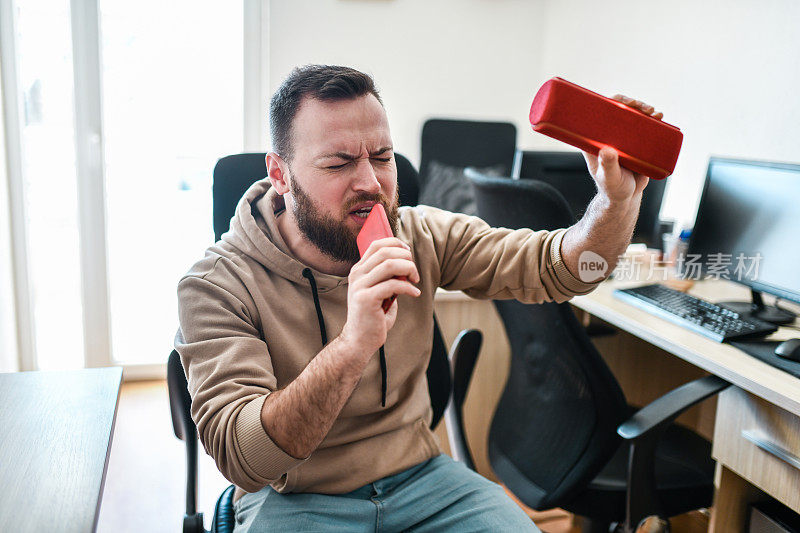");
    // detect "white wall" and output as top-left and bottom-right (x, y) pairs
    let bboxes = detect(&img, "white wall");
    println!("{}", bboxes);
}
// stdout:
(267, 0), (800, 226)
(537, 0), (800, 225)
(268, 0), (547, 167)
